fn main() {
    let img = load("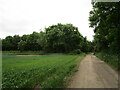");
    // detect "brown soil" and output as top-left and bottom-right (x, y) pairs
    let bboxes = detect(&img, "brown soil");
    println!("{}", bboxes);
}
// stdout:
(67, 54), (118, 88)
